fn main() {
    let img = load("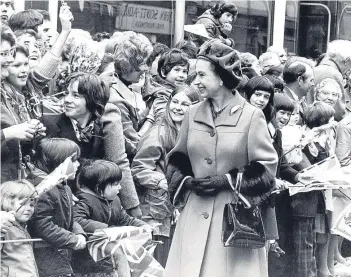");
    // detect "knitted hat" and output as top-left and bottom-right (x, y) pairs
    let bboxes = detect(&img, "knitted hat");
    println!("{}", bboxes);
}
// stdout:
(197, 39), (242, 84)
